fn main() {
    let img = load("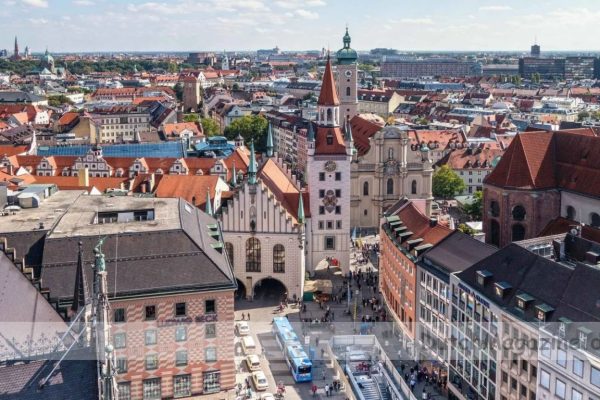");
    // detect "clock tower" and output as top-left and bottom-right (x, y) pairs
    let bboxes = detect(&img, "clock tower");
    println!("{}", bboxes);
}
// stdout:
(306, 55), (353, 275)
(336, 27), (358, 123)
